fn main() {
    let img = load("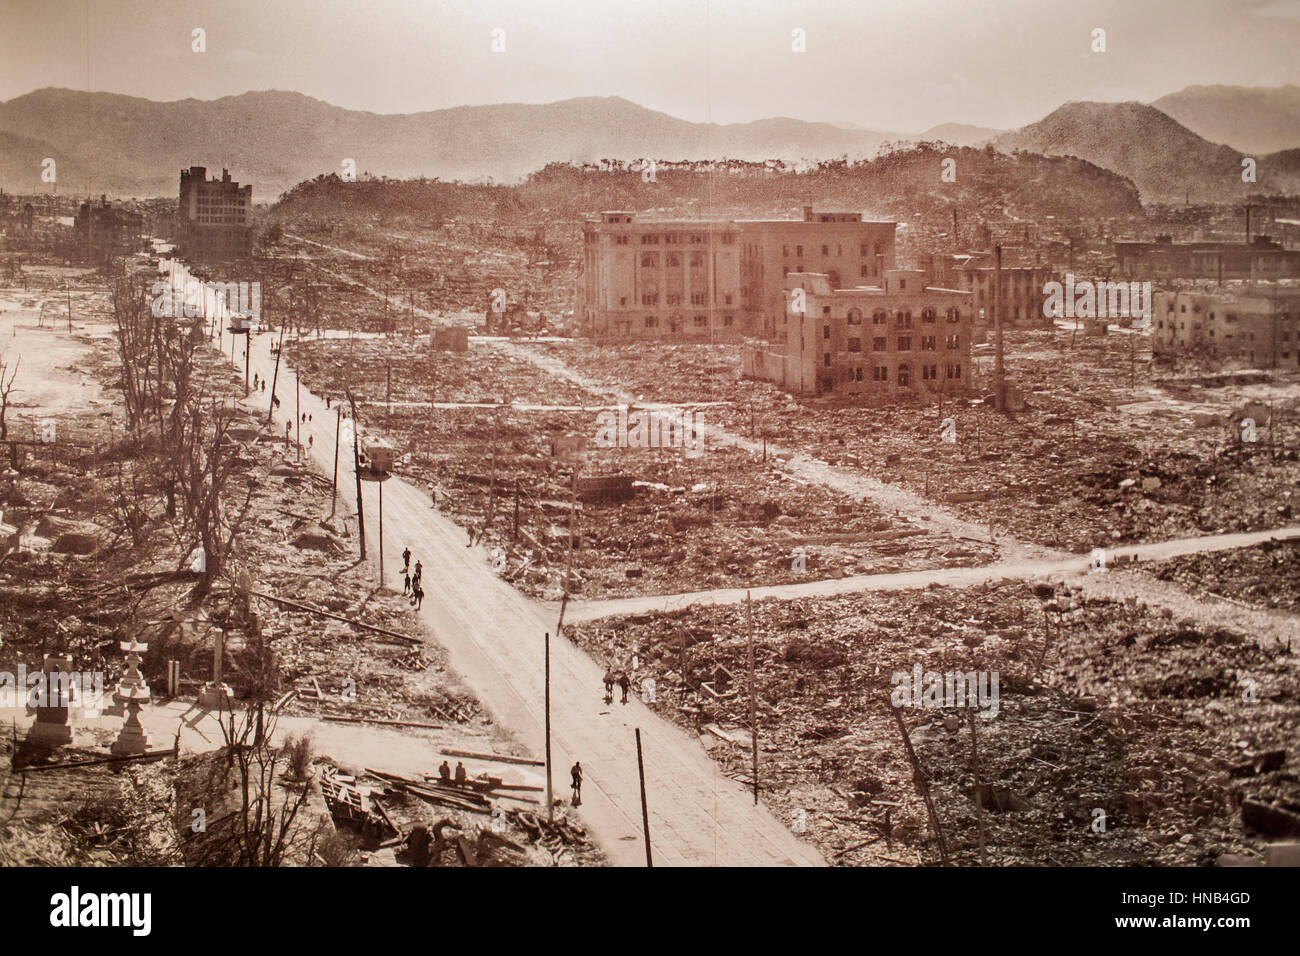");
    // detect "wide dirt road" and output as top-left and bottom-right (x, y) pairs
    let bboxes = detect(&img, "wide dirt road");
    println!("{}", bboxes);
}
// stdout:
(240, 324), (823, 867)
